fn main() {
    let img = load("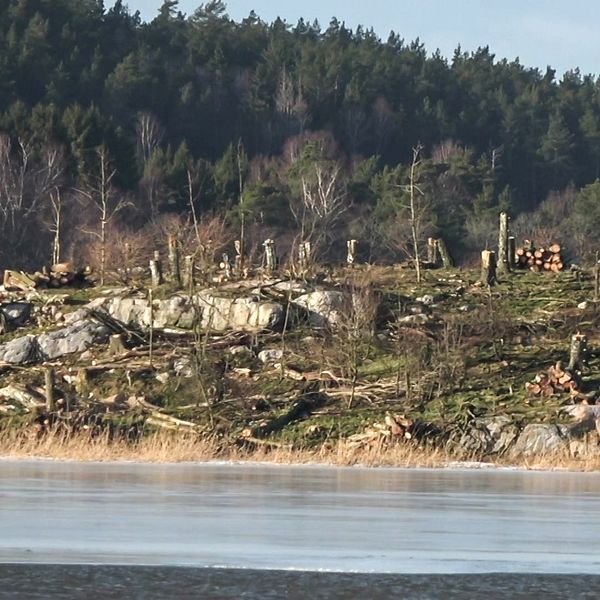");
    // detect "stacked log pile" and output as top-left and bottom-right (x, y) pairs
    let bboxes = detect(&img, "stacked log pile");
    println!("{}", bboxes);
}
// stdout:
(3, 263), (93, 292)
(525, 361), (582, 397)
(515, 242), (565, 272)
